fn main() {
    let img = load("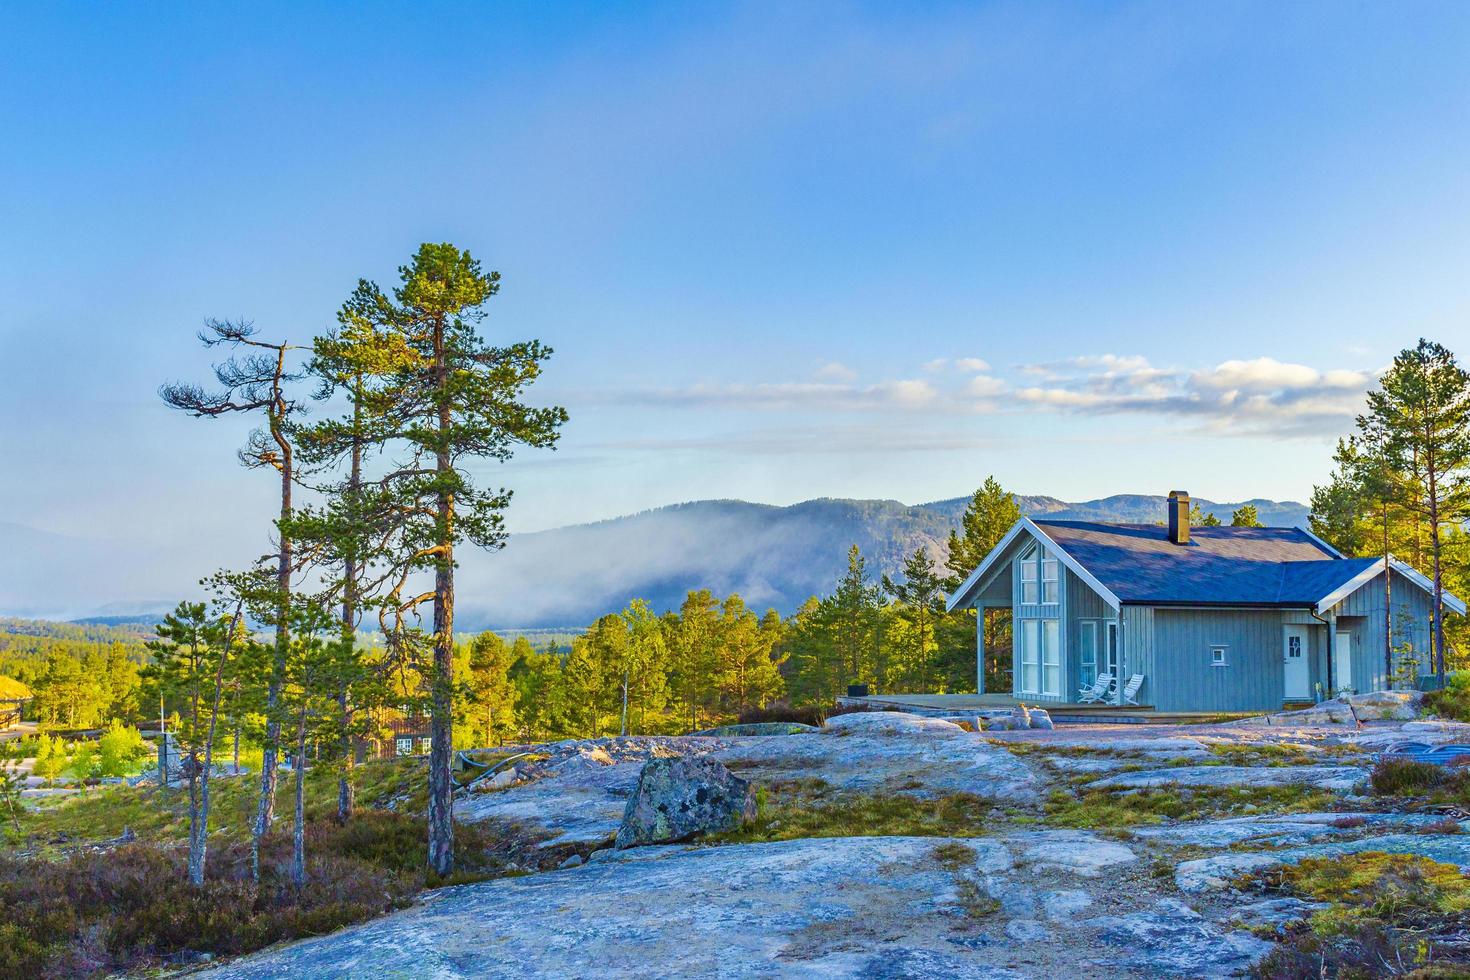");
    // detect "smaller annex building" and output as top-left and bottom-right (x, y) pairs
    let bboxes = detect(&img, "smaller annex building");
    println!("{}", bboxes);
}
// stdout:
(946, 491), (1466, 713)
